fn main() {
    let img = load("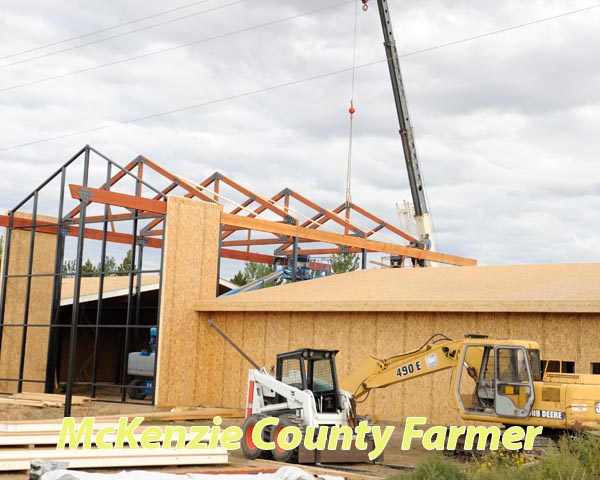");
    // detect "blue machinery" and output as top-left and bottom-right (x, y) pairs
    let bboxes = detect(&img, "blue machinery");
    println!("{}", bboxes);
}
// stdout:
(126, 327), (156, 400)
(222, 255), (331, 296)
